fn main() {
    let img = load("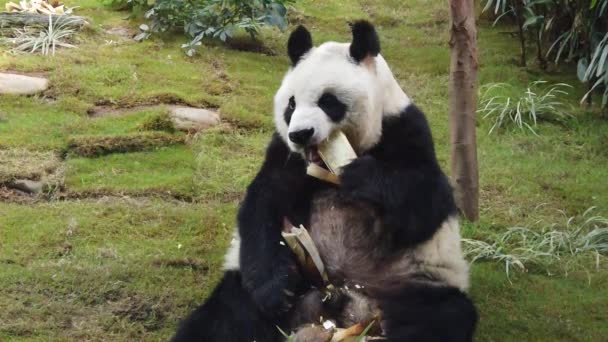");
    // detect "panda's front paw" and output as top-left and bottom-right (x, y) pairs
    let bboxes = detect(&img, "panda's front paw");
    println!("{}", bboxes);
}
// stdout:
(340, 155), (384, 205)
(251, 262), (302, 317)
